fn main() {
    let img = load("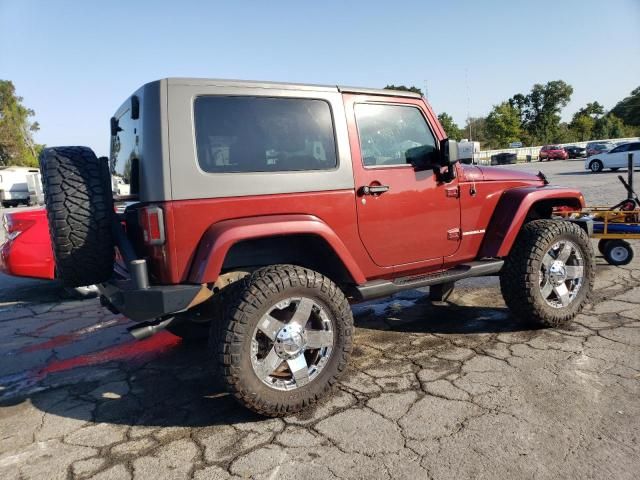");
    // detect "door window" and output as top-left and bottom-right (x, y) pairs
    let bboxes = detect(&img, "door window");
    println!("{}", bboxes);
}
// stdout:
(354, 104), (437, 167)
